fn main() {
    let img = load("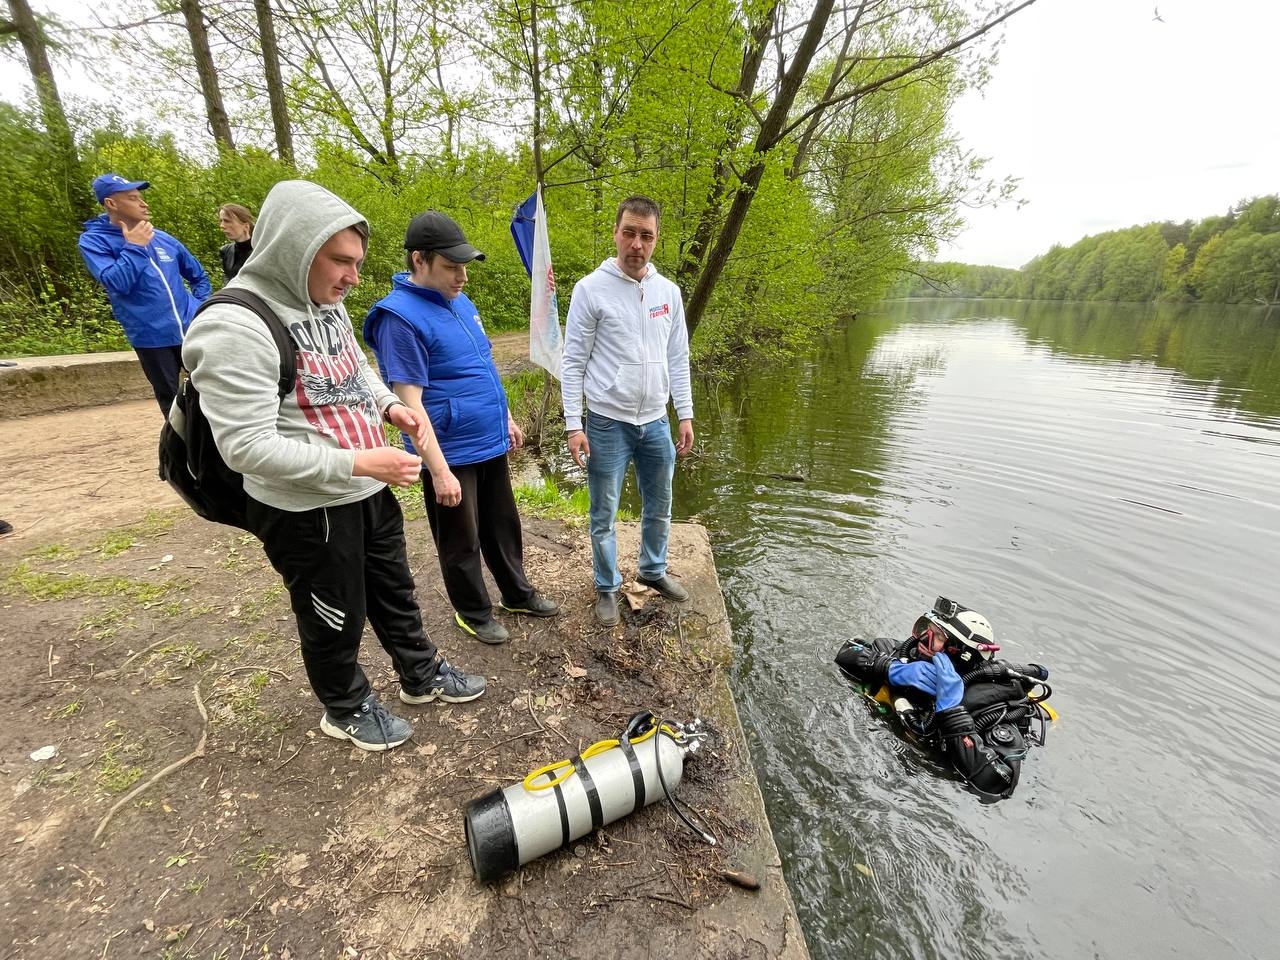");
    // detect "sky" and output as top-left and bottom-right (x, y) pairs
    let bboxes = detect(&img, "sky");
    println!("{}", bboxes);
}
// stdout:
(2, 0), (1275, 270)
(936, 0), (1280, 267)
